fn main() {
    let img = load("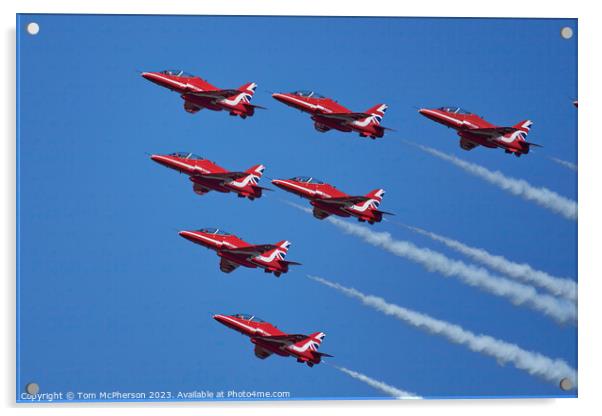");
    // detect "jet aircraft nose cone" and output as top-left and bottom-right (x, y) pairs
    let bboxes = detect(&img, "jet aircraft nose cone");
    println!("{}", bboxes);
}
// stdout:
(150, 154), (160, 162)
(271, 179), (288, 190)
(418, 108), (428, 116)
(272, 93), (287, 103)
